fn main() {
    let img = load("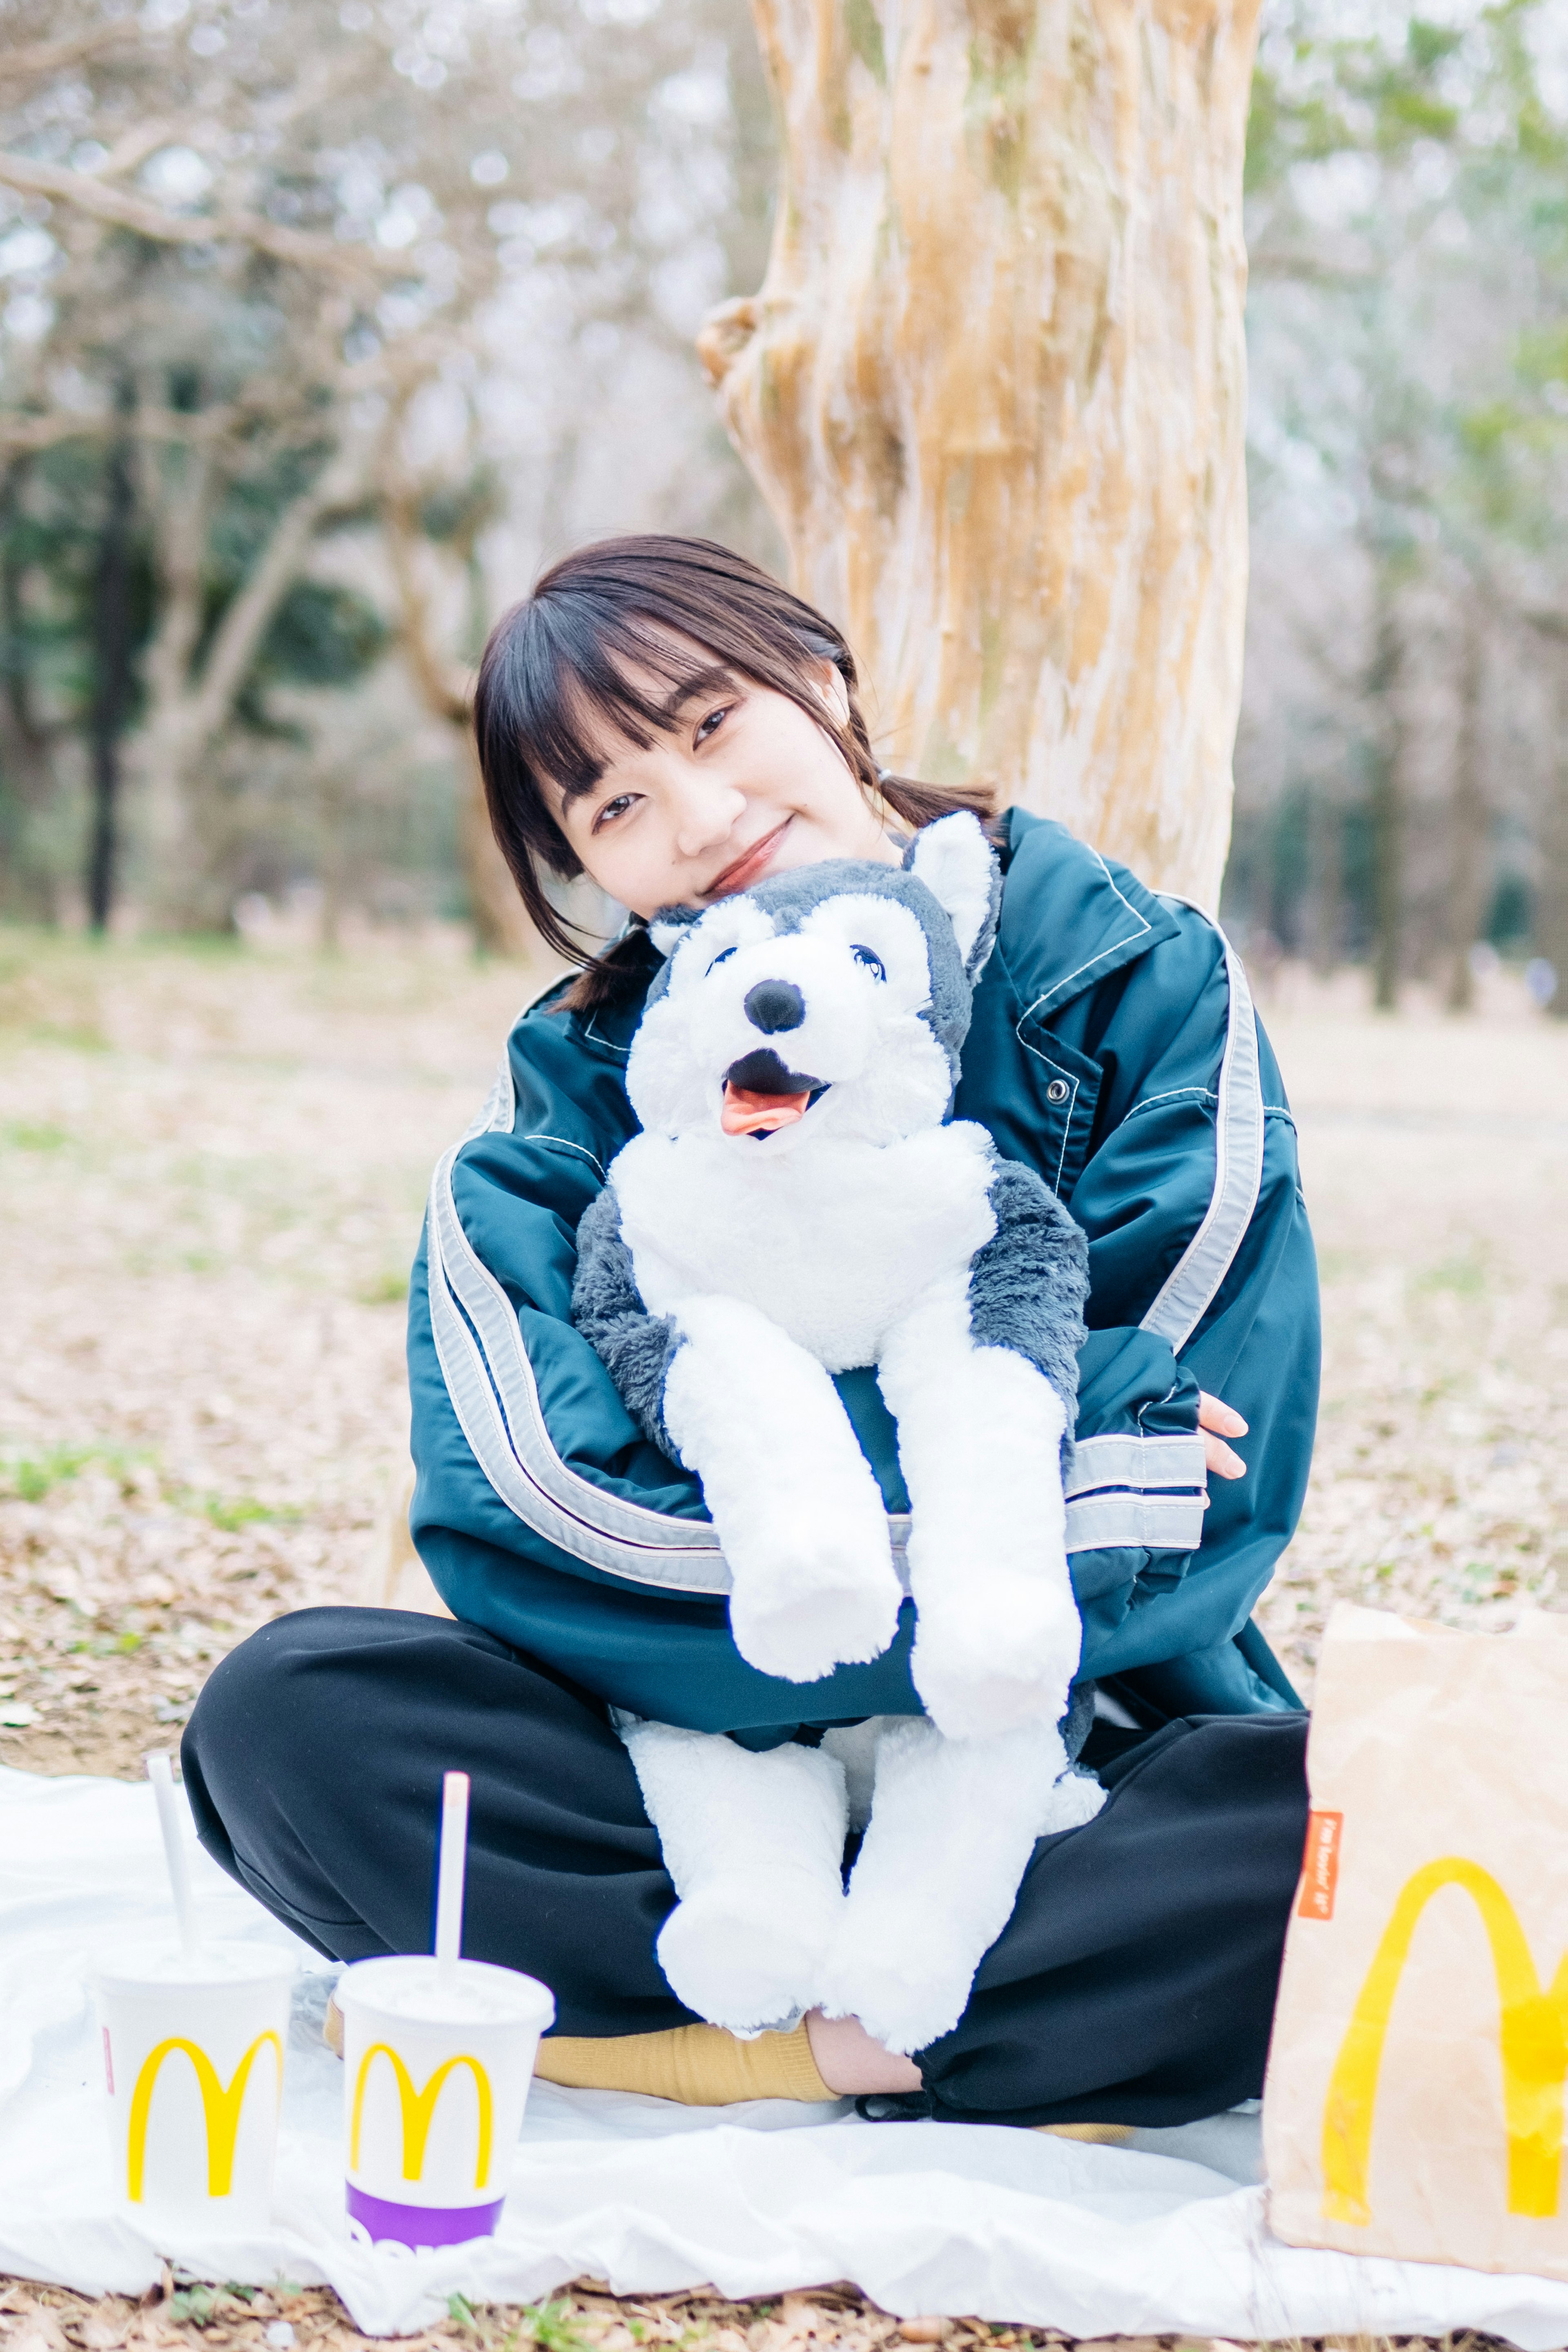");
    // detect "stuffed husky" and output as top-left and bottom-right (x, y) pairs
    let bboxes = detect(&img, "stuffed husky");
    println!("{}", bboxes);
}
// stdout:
(570, 813), (1102, 2054)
